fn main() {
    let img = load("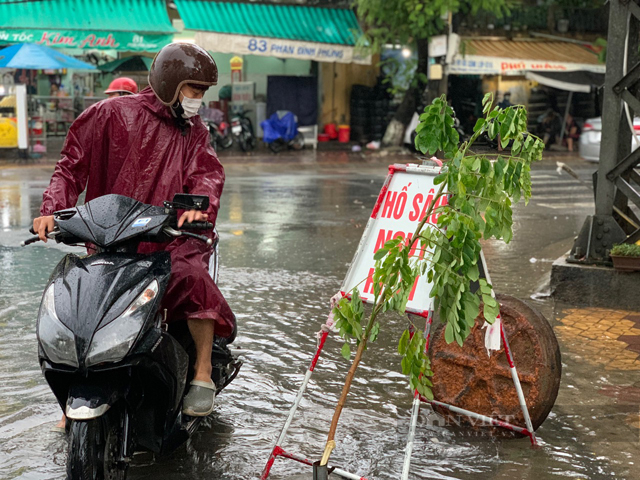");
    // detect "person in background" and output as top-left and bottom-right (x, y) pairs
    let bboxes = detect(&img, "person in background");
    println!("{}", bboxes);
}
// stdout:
(104, 77), (138, 98)
(537, 109), (562, 149)
(563, 113), (581, 152)
(498, 92), (512, 110)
